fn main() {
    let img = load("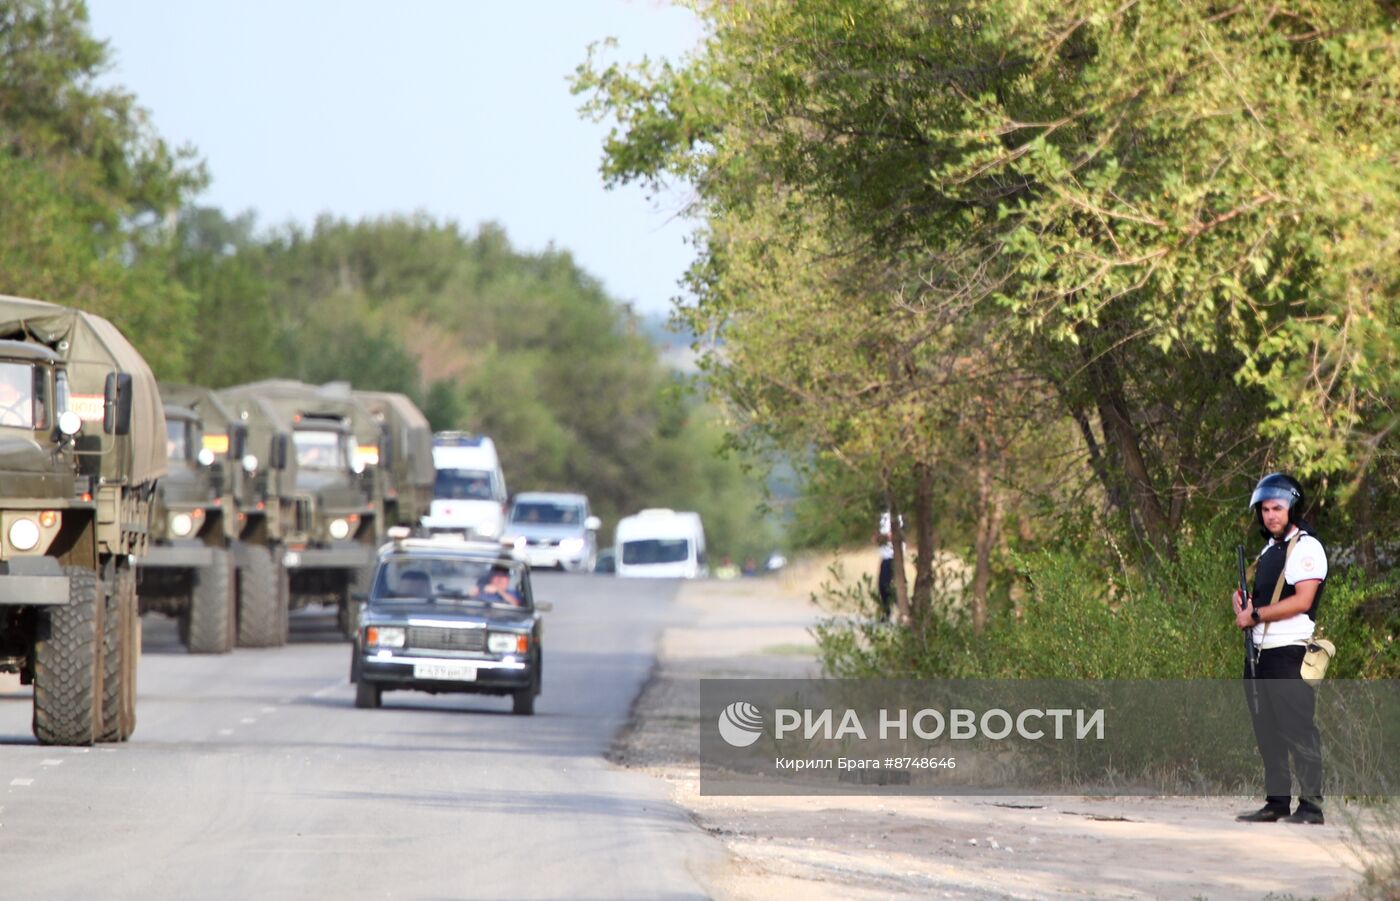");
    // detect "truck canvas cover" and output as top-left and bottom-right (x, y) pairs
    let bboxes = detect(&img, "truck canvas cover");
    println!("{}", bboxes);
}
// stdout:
(354, 390), (435, 489)
(0, 295), (166, 484)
